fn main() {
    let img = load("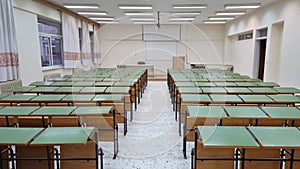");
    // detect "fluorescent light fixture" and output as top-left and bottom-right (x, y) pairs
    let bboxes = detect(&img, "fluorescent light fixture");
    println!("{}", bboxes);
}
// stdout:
(225, 3), (261, 9)
(169, 21), (190, 24)
(125, 12), (154, 16)
(203, 20), (226, 24)
(64, 4), (99, 9)
(209, 16), (235, 20)
(216, 11), (246, 16)
(171, 11), (201, 15)
(89, 17), (115, 21)
(170, 17), (195, 21)
(130, 18), (155, 21)
(173, 4), (207, 9)
(97, 21), (119, 24)
(77, 12), (107, 16)
(133, 21), (155, 24)
(119, 5), (152, 10)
